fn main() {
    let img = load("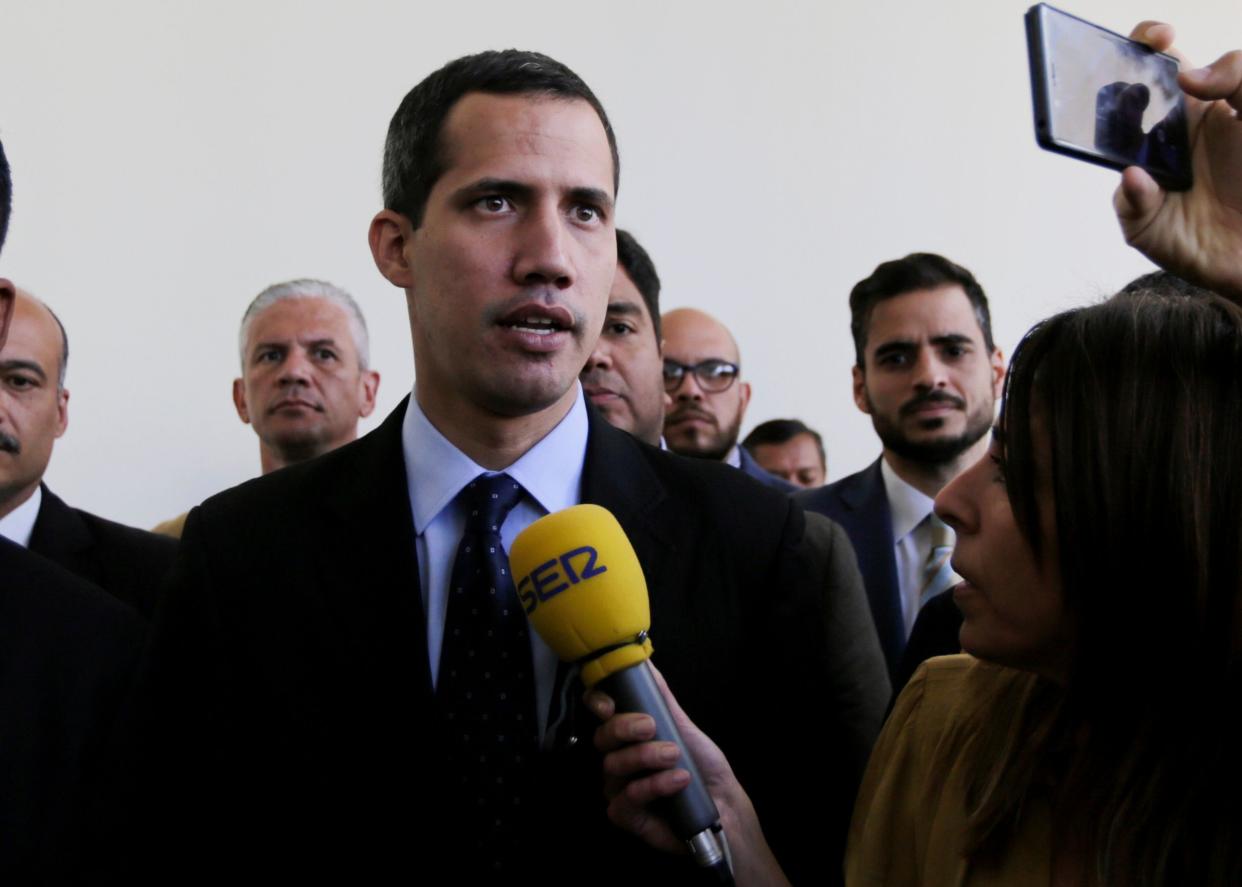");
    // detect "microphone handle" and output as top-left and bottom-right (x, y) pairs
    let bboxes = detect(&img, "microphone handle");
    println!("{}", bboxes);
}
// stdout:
(600, 661), (724, 851)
